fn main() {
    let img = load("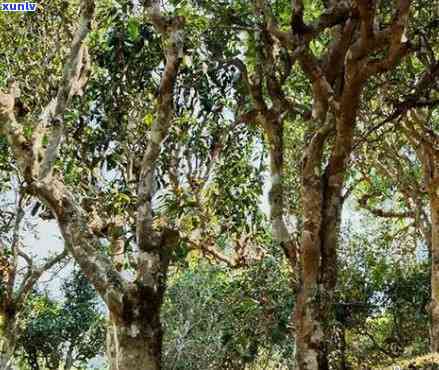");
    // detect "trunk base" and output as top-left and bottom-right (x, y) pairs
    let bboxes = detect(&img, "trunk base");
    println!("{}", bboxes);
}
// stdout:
(107, 318), (162, 370)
